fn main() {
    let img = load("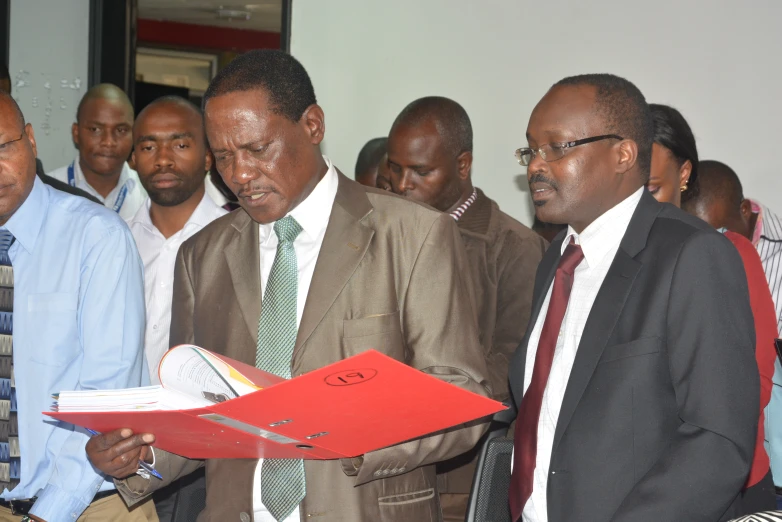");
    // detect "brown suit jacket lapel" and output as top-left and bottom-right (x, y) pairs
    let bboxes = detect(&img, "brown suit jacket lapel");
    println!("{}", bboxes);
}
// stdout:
(295, 173), (375, 359)
(224, 209), (261, 355)
(222, 173), (376, 363)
